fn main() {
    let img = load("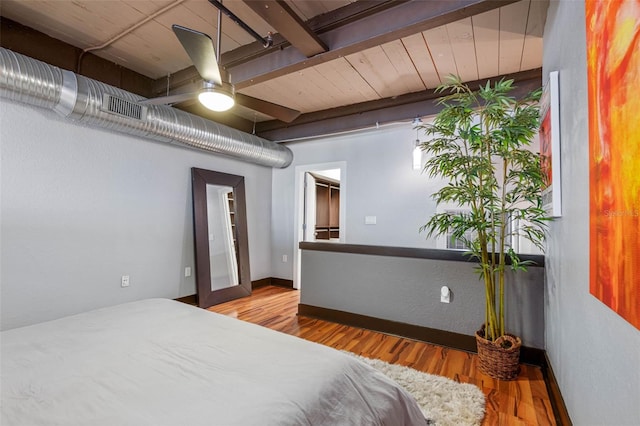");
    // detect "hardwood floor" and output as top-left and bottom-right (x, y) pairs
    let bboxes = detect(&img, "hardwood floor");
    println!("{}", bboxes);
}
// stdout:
(207, 285), (556, 426)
